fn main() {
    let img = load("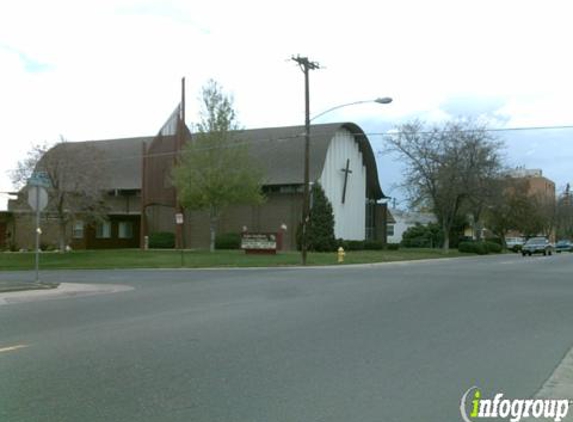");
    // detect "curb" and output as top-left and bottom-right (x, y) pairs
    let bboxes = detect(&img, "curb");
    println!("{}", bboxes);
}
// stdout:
(0, 283), (134, 305)
(0, 282), (59, 294)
